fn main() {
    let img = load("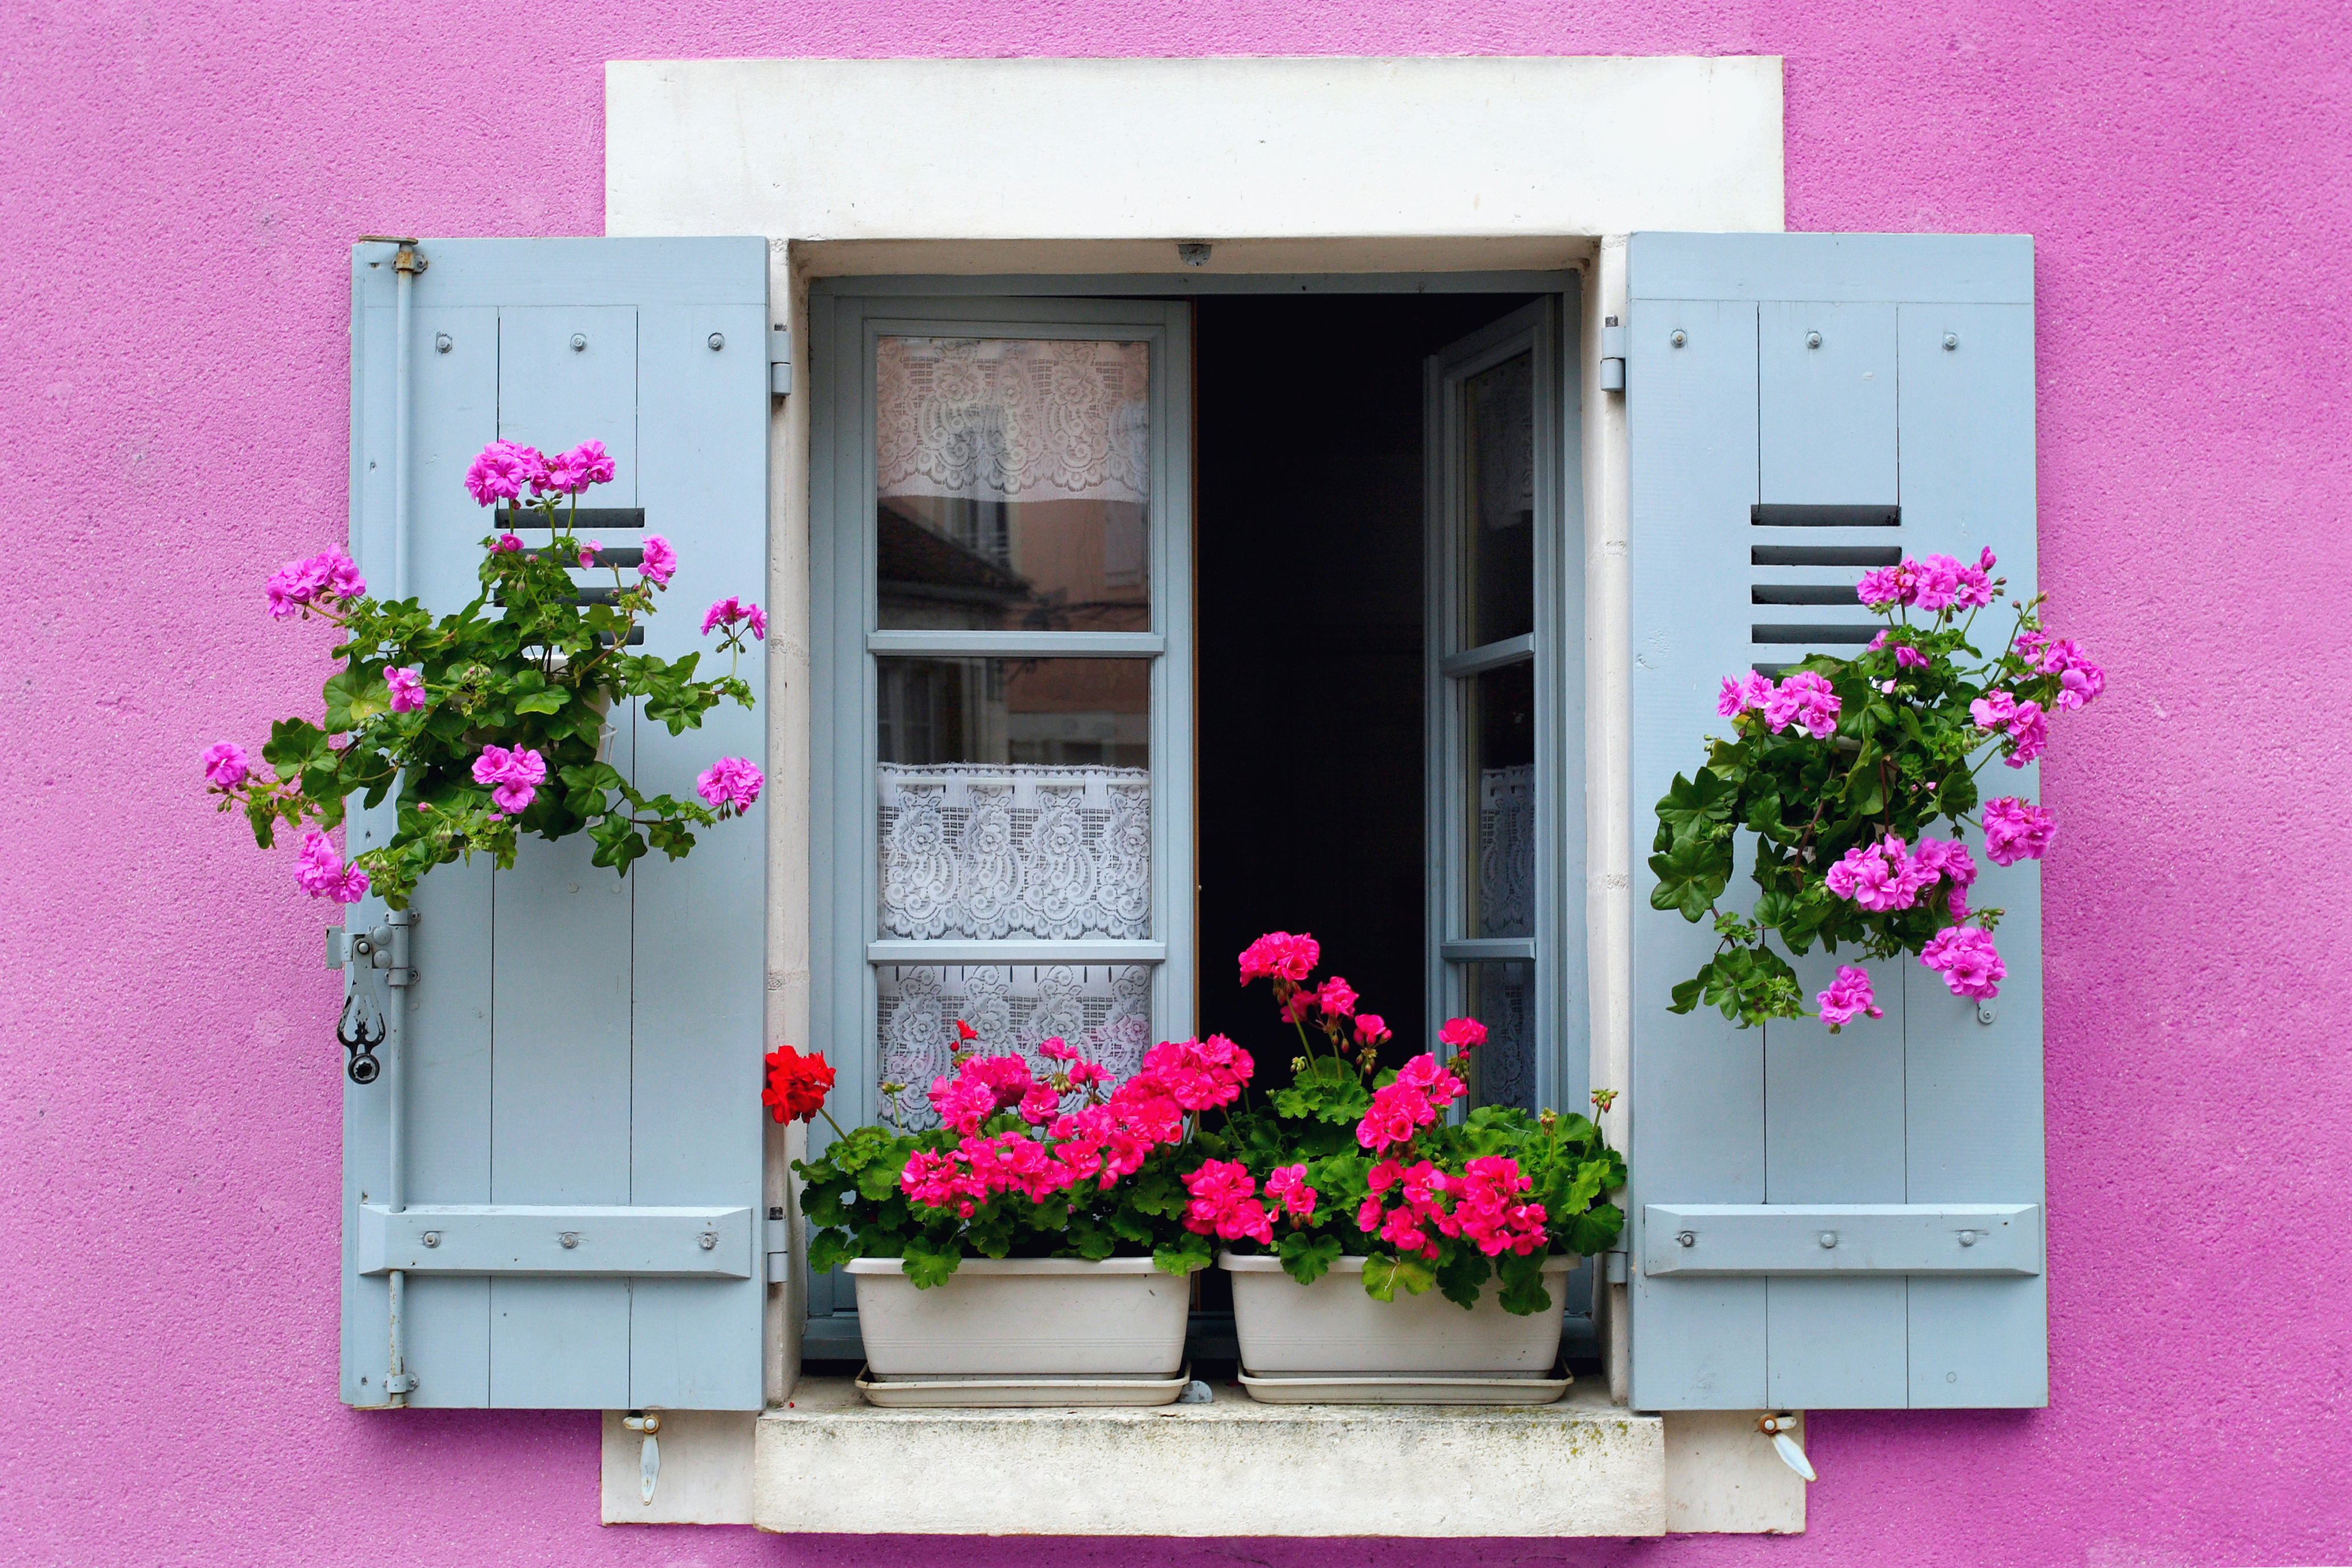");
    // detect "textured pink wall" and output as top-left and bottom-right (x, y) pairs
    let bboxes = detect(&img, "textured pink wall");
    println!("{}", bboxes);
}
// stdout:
(4, 1), (2348, 1563)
